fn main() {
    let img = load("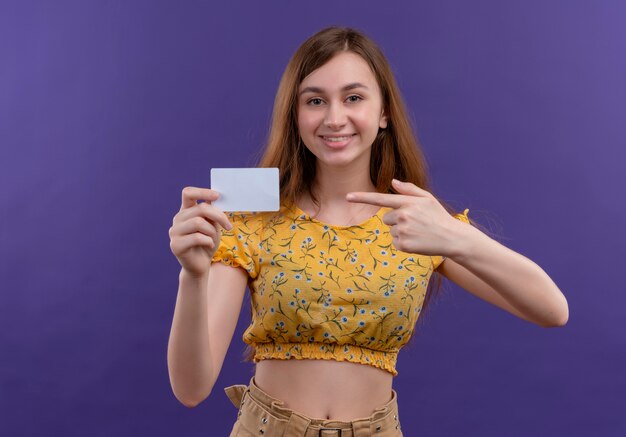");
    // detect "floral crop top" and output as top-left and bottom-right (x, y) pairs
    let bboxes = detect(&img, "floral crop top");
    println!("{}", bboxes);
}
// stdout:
(212, 203), (470, 376)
